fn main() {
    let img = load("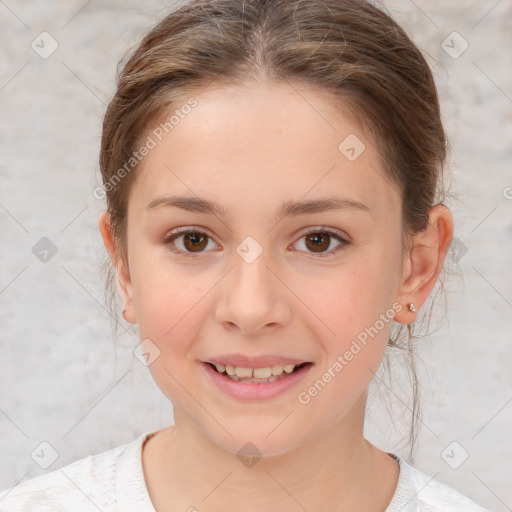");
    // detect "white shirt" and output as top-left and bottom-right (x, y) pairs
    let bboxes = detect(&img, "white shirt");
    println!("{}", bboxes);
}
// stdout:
(0, 431), (489, 511)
